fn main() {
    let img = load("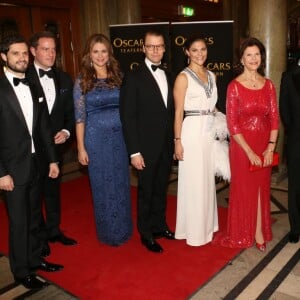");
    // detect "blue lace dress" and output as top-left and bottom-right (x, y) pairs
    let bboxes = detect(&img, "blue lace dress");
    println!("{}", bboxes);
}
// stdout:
(73, 77), (132, 245)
